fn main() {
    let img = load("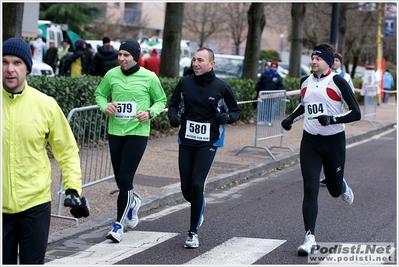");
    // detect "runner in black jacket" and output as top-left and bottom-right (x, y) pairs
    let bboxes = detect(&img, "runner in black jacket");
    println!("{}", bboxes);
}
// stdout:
(168, 47), (241, 248)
